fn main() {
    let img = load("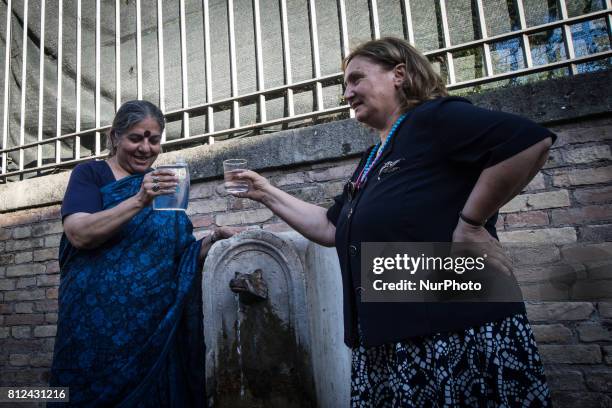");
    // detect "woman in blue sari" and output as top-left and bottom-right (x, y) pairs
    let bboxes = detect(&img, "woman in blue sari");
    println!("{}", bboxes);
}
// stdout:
(50, 100), (235, 407)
